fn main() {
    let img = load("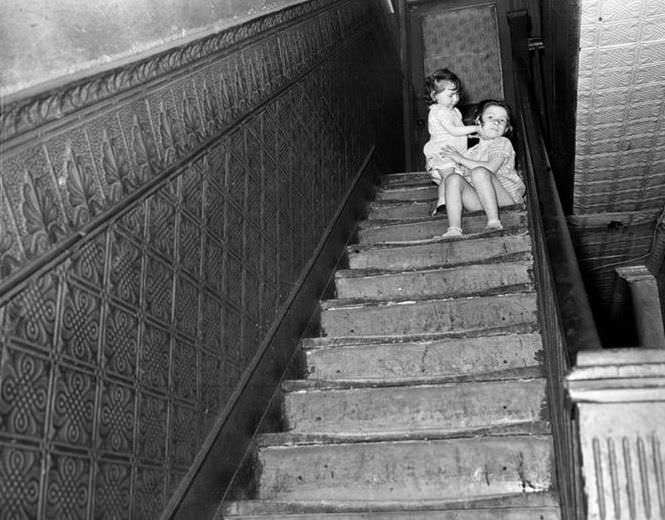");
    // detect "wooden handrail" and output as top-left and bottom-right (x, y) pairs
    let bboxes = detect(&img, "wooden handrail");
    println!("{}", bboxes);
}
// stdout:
(507, 10), (602, 357)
